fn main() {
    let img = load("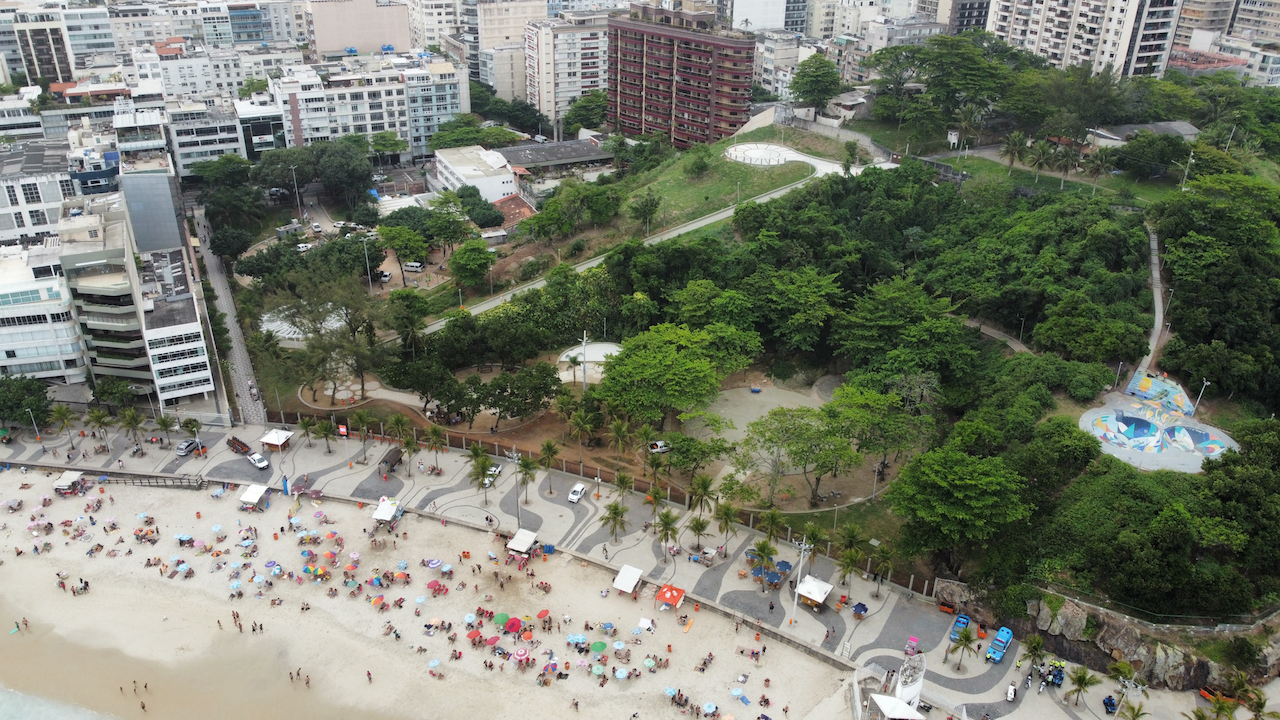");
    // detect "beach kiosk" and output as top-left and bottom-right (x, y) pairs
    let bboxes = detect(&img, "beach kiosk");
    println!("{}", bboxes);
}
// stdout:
(258, 429), (294, 452)
(656, 584), (686, 609)
(795, 574), (834, 613)
(507, 528), (537, 556)
(53, 470), (85, 497)
(866, 694), (925, 720)
(239, 484), (269, 512)
(613, 564), (643, 596)
(371, 496), (402, 531)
